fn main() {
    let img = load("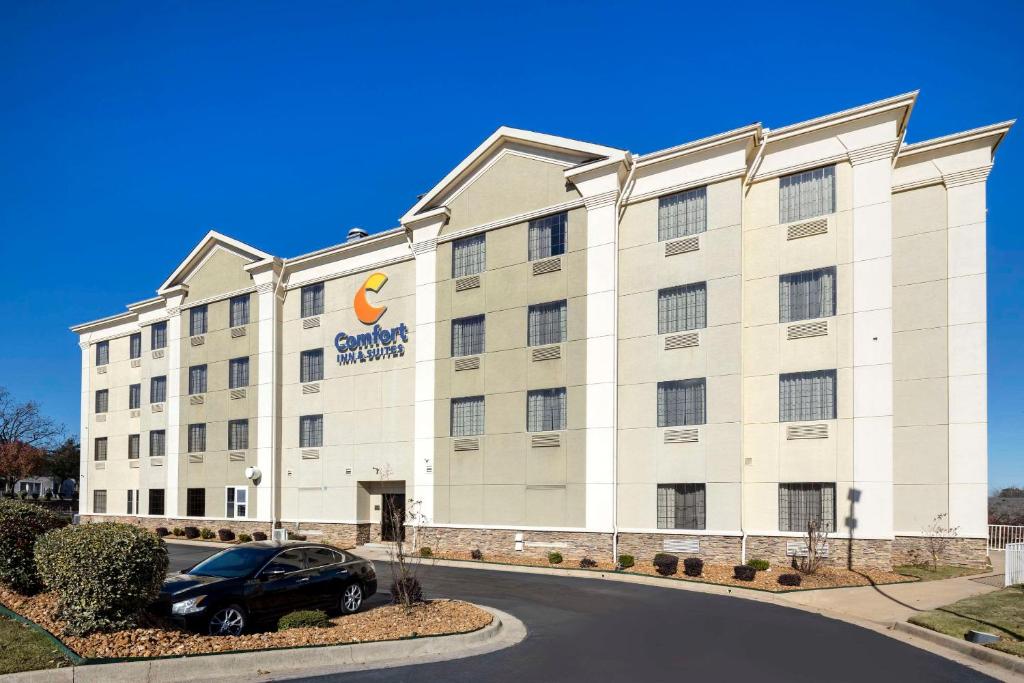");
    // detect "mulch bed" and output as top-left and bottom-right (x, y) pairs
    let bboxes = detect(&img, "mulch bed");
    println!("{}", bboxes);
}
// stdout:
(427, 551), (914, 592)
(0, 587), (491, 659)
